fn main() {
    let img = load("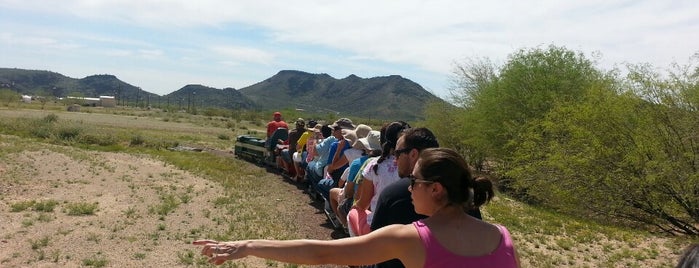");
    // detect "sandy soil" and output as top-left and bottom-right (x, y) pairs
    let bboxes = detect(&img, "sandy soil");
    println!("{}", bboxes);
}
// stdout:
(0, 142), (342, 267)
